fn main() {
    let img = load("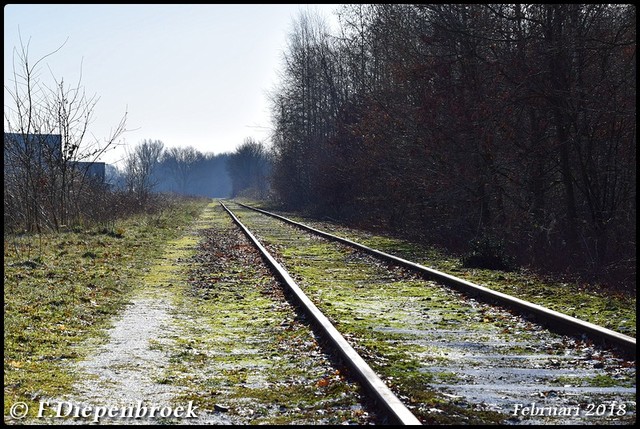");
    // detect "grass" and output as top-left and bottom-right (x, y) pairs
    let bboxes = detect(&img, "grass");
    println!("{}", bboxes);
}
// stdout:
(6, 197), (633, 424)
(242, 199), (636, 337)
(5, 200), (375, 424)
(3, 197), (210, 420)
(157, 202), (374, 425)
